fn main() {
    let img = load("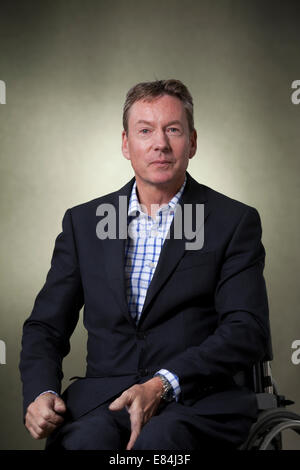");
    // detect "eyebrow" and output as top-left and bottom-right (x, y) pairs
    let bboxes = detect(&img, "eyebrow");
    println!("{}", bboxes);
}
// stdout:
(135, 120), (183, 127)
